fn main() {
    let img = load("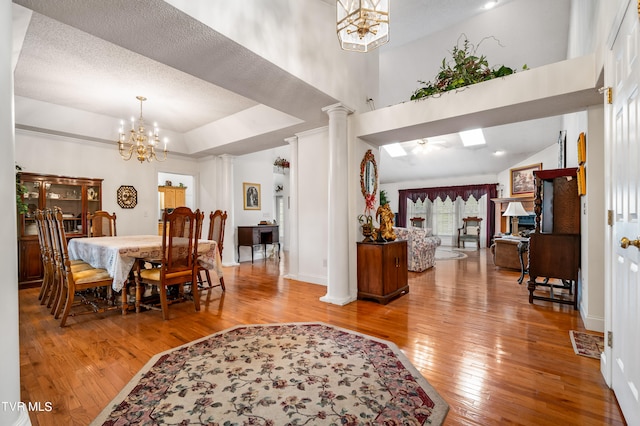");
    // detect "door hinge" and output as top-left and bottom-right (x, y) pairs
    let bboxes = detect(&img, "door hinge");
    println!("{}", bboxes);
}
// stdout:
(599, 87), (613, 104)
(607, 209), (614, 226)
(608, 331), (613, 348)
